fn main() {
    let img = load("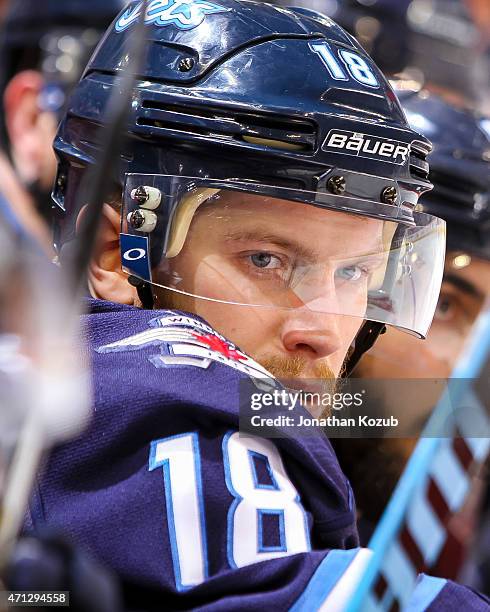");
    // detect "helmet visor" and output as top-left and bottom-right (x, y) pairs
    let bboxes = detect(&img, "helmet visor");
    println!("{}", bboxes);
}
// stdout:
(120, 175), (446, 338)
